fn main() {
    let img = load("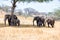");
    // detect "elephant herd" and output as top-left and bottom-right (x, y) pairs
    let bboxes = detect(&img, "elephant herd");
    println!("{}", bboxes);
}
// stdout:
(4, 14), (55, 28)
(33, 16), (55, 28)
